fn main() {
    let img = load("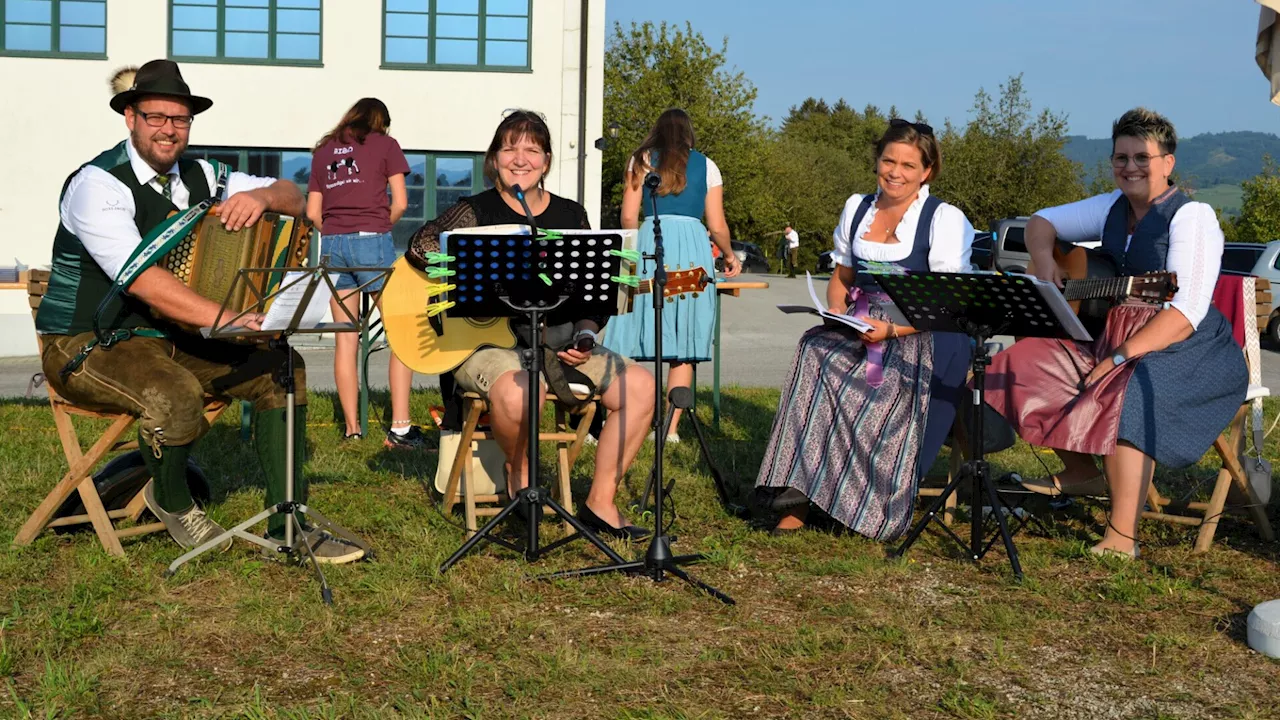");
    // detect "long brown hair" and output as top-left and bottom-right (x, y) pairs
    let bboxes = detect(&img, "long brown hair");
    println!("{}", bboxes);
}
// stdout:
(315, 98), (391, 149)
(483, 110), (554, 191)
(629, 108), (696, 195)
